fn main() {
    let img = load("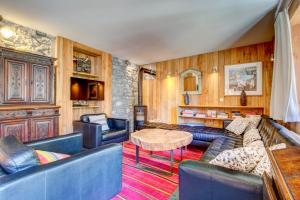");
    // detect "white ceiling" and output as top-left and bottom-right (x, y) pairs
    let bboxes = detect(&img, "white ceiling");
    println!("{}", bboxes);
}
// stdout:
(0, 0), (278, 64)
